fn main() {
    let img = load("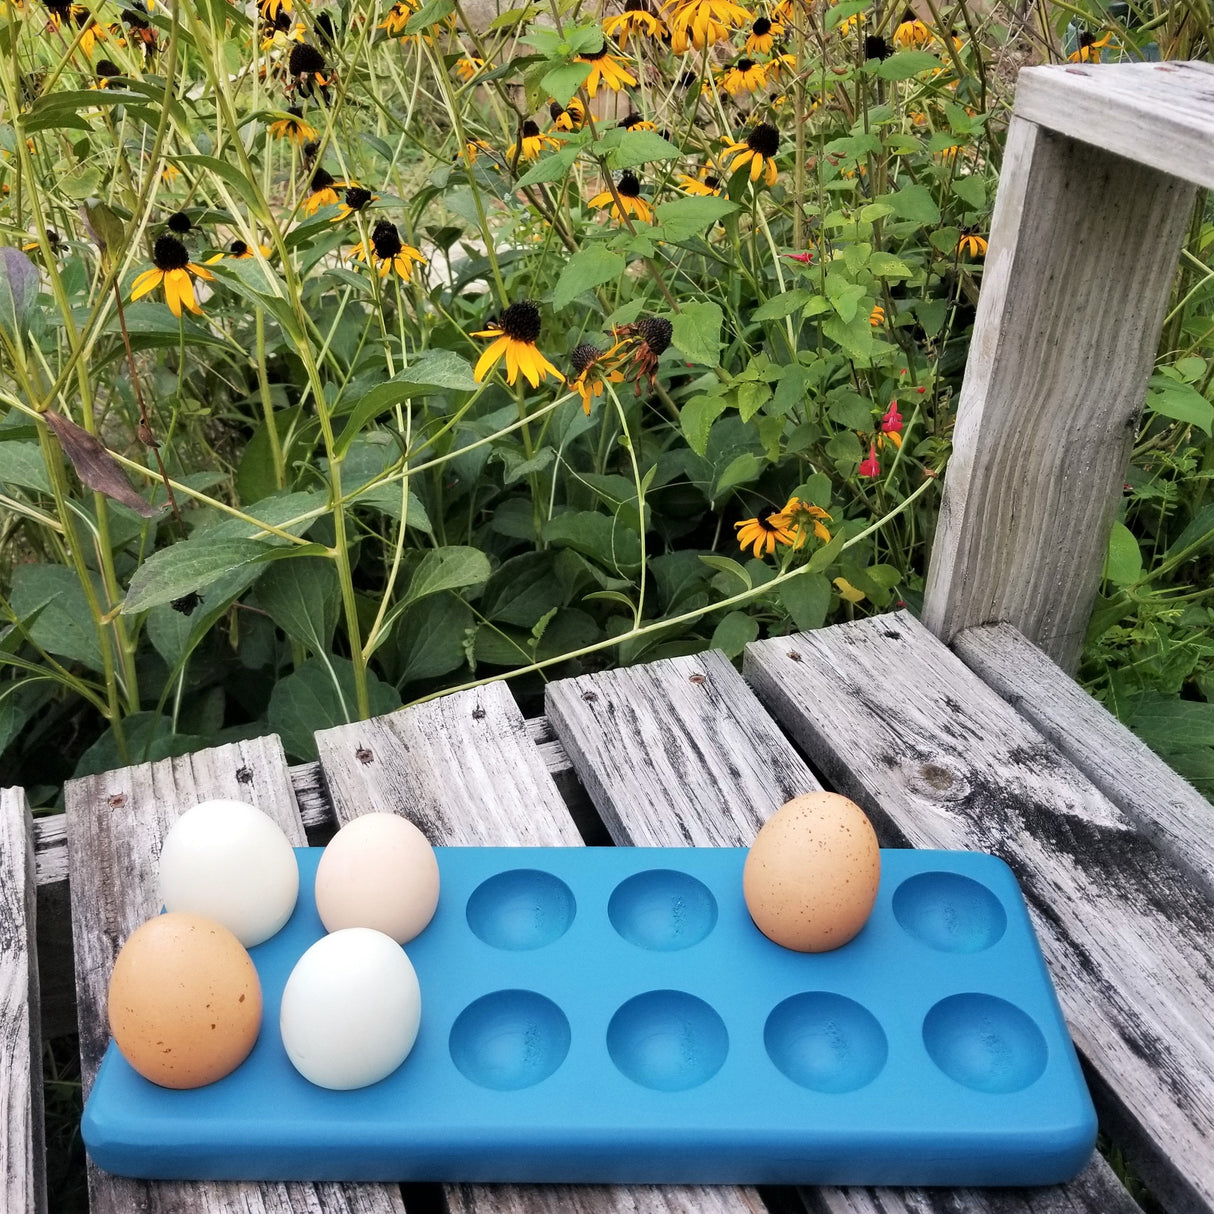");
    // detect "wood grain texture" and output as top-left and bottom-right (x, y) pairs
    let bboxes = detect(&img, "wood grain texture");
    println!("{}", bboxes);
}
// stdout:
(0, 788), (47, 1214)
(64, 736), (406, 1214)
(921, 112), (1195, 671)
(545, 651), (1131, 1214)
(954, 621), (1214, 901)
(314, 682), (752, 1214)
(1013, 61), (1214, 189)
(745, 613), (1214, 1214)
